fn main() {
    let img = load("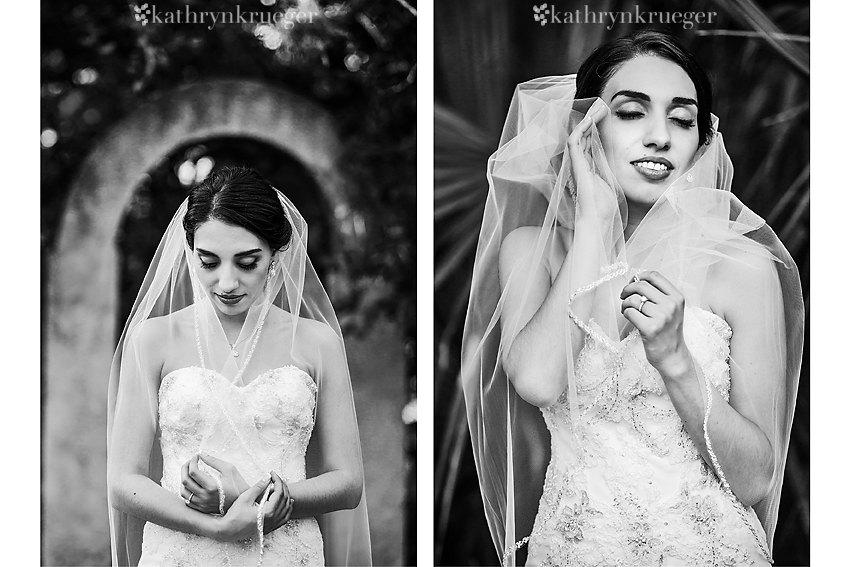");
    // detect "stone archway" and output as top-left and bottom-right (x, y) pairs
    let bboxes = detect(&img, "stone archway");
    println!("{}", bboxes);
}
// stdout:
(44, 79), (352, 564)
